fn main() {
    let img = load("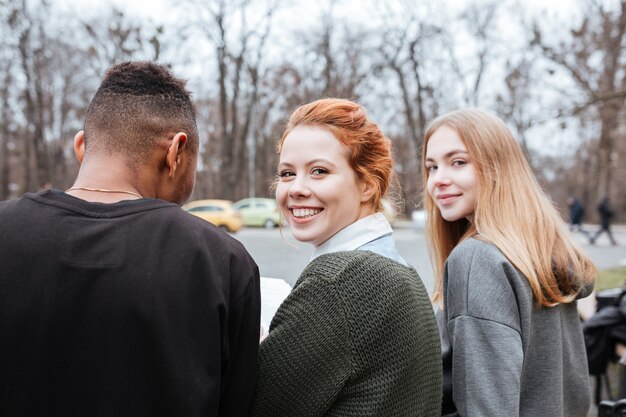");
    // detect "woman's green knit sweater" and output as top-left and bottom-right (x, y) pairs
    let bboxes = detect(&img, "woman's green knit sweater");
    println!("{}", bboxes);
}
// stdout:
(250, 250), (442, 416)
